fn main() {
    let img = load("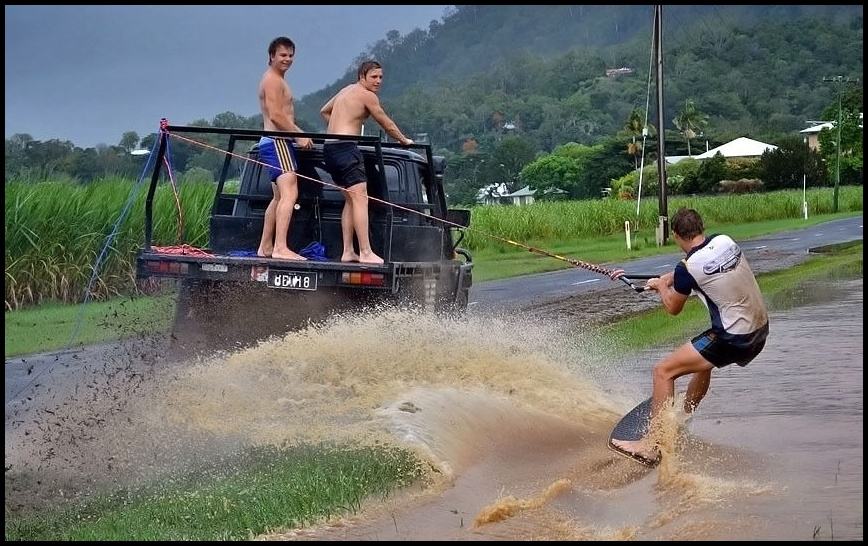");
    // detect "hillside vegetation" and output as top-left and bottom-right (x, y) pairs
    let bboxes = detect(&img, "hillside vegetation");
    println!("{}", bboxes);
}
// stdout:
(296, 5), (863, 150)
